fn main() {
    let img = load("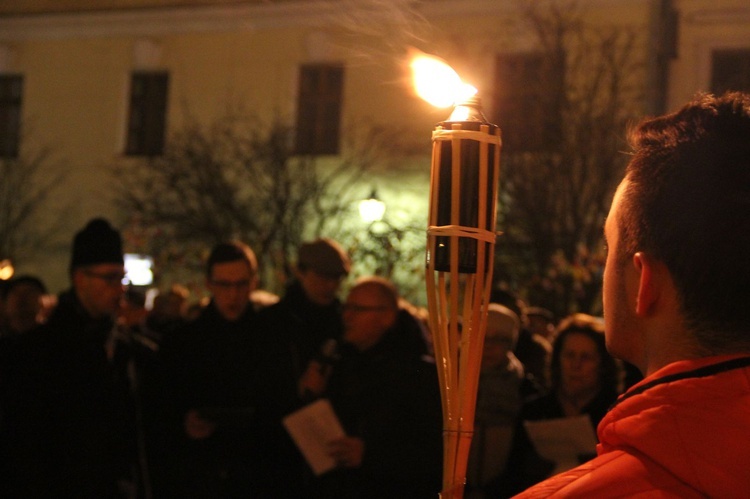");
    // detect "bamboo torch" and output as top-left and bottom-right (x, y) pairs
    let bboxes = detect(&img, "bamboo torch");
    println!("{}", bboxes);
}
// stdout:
(412, 53), (502, 499)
